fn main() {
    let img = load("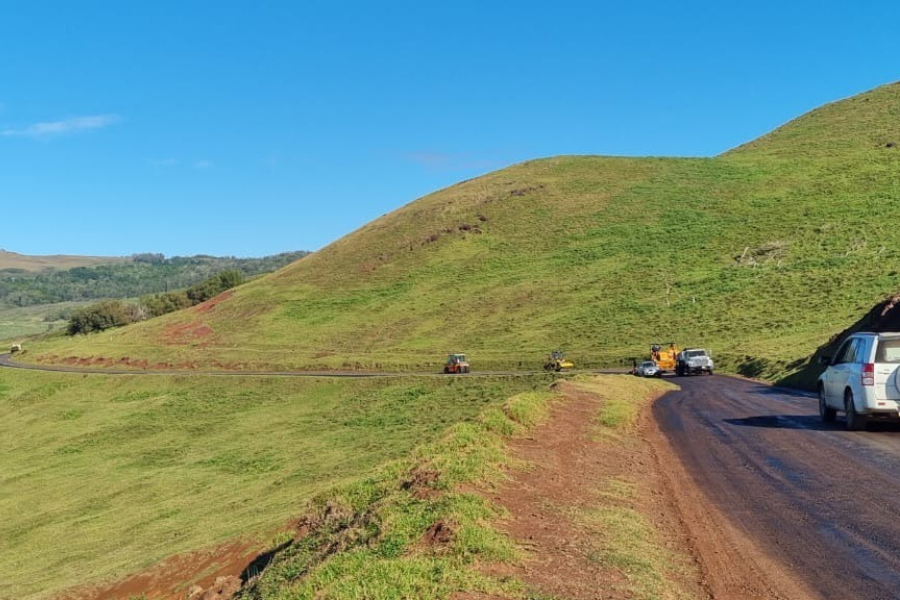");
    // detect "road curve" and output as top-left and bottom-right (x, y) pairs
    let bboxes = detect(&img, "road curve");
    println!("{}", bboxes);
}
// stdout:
(656, 375), (900, 600)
